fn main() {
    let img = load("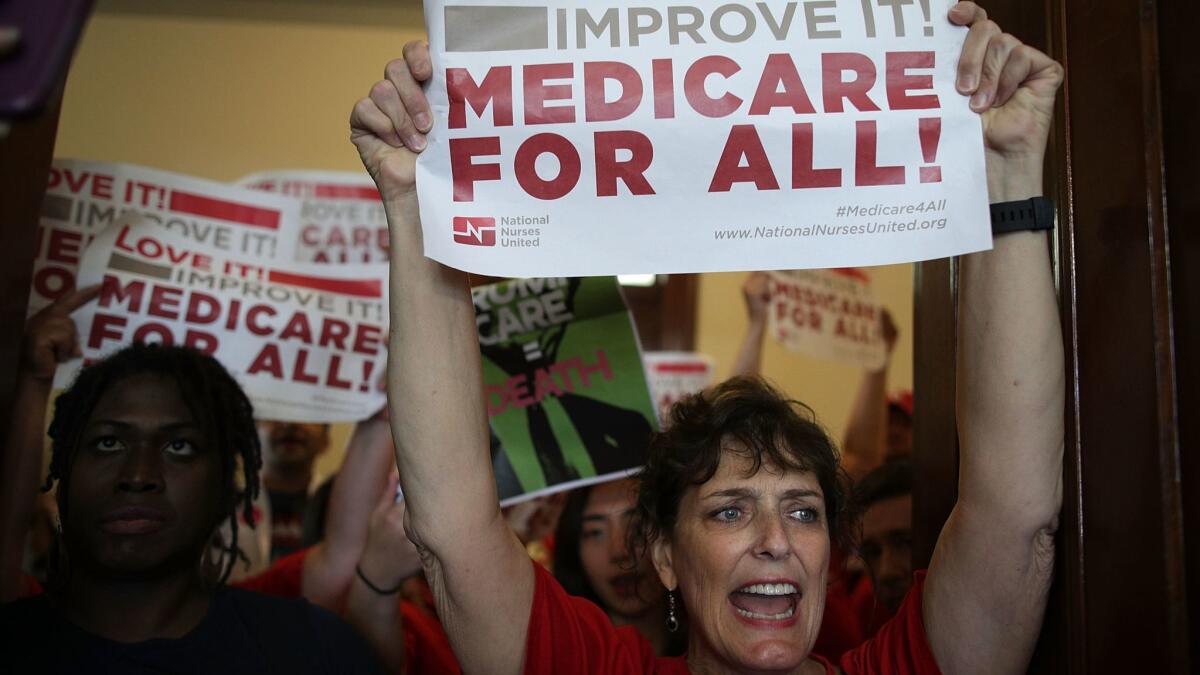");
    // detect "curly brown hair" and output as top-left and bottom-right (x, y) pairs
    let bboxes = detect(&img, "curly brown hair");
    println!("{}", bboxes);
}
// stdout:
(628, 376), (856, 559)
